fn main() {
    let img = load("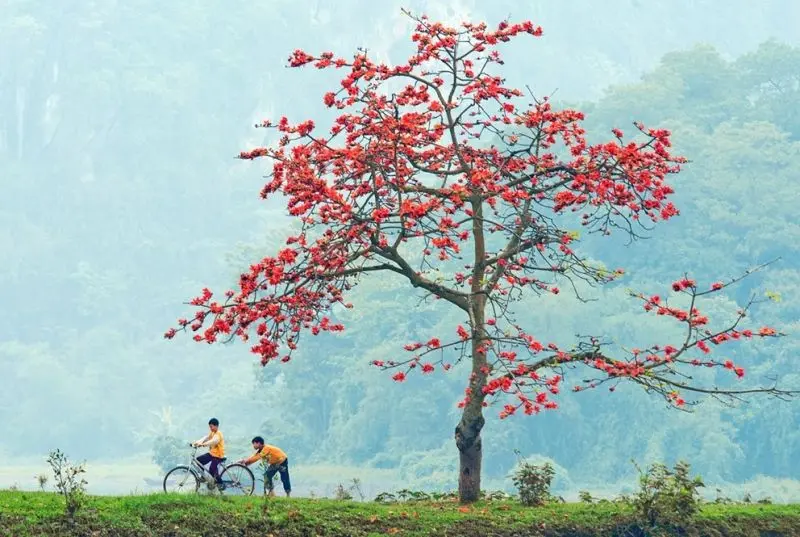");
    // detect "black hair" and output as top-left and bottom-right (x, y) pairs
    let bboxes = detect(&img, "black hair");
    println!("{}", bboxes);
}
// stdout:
(252, 436), (265, 444)
(208, 418), (219, 426)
